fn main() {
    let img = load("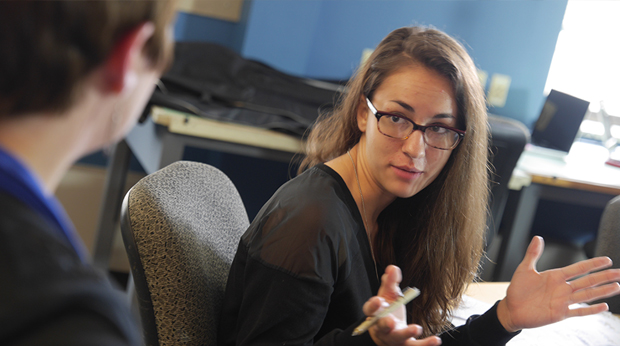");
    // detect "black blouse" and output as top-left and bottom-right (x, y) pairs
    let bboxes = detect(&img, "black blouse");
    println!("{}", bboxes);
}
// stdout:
(218, 164), (517, 346)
